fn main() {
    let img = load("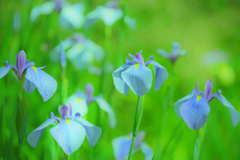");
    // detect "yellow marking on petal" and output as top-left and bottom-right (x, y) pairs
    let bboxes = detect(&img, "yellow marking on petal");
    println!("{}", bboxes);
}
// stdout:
(30, 66), (37, 73)
(135, 63), (140, 69)
(0, 66), (5, 70)
(197, 95), (202, 102)
(76, 43), (83, 51)
(66, 119), (71, 124)
(126, 135), (132, 140)
(77, 97), (82, 103)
